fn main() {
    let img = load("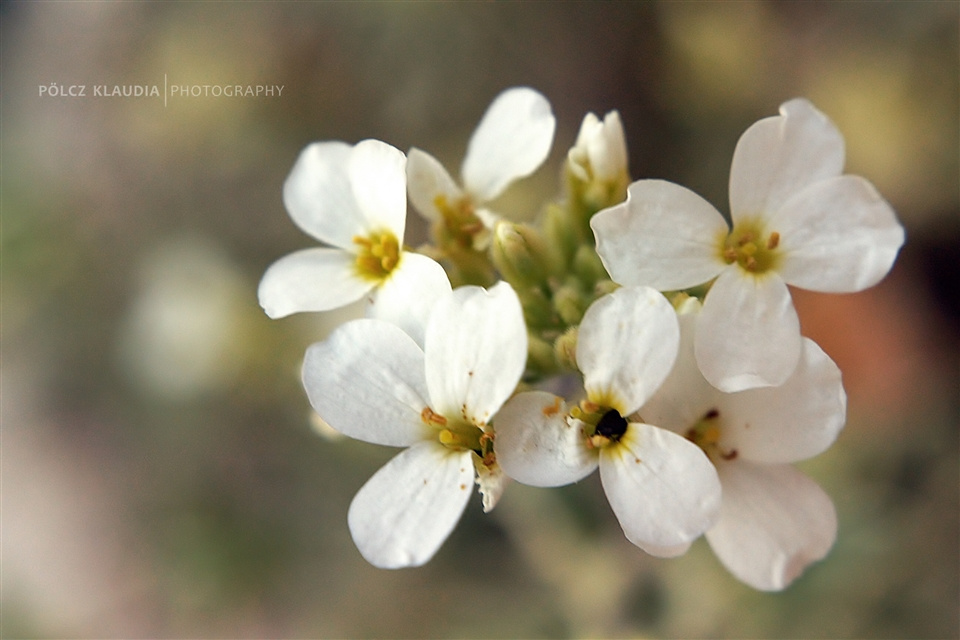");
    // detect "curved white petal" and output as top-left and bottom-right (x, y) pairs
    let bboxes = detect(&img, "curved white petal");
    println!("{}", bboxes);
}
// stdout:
(302, 319), (430, 447)
(577, 286), (680, 414)
(474, 456), (508, 513)
(494, 391), (598, 487)
(730, 98), (845, 223)
(696, 268), (801, 392)
(640, 304), (722, 434)
(600, 423), (721, 549)
(591, 180), (728, 291)
(706, 461), (837, 591)
(406, 148), (464, 222)
(348, 442), (474, 569)
(348, 139), (408, 240)
(424, 282), (527, 425)
(282, 141), (365, 248)
(634, 540), (693, 559)
(720, 338), (847, 464)
(366, 252), (452, 348)
(772, 175), (905, 292)
(258, 248), (371, 318)
(461, 87), (556, 202)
